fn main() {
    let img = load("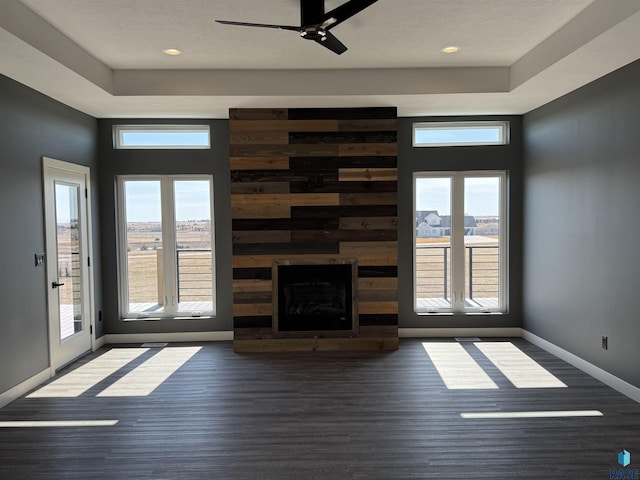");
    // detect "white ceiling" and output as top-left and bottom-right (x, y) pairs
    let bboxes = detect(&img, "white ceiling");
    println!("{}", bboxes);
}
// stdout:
(1, 0), (639, 118)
